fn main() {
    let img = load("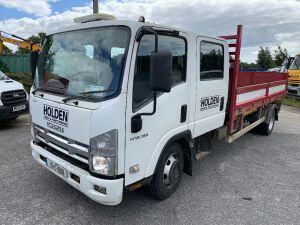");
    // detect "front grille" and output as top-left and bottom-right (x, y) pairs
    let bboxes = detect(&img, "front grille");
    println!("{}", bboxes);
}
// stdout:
(34, 125), (89, 164)
(1, 89), (27, 106)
